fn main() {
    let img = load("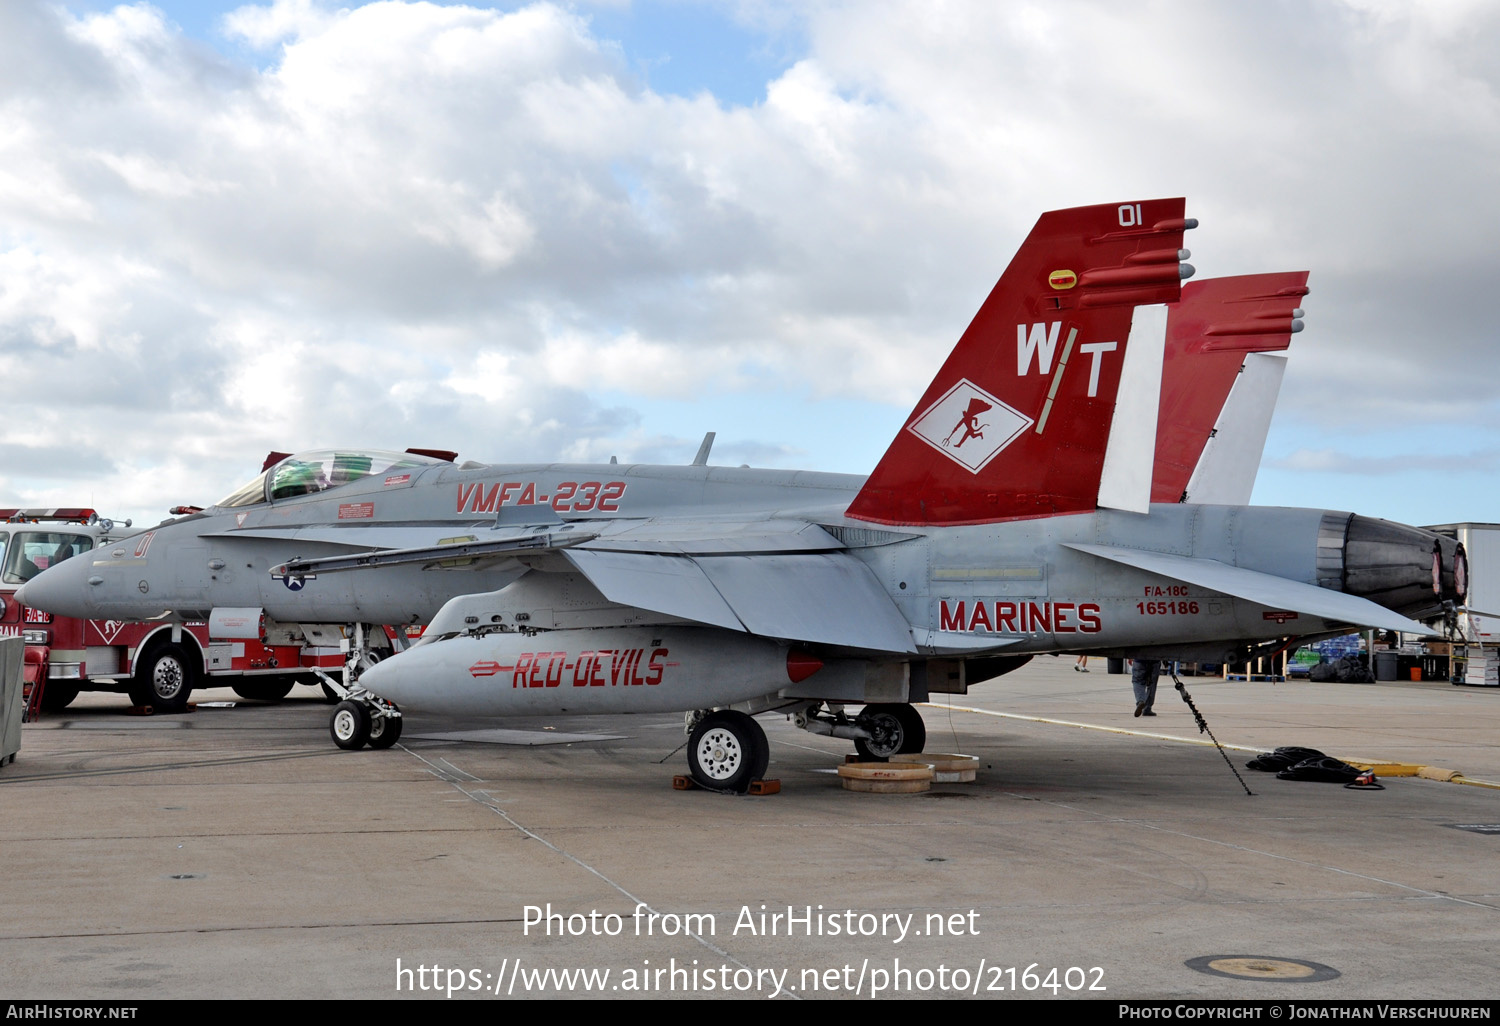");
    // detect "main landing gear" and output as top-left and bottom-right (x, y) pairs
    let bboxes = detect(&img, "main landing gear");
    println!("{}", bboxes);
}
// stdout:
(852, 703), (926, 761)
(320, 624), (403, 751)
(791, 701), (927, 761)
(681, 700), (929, 793)
(685, 710), (770, 793)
